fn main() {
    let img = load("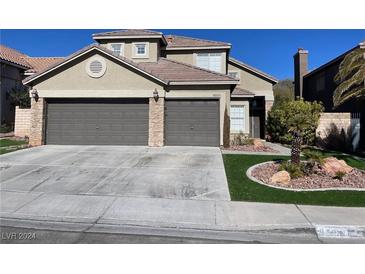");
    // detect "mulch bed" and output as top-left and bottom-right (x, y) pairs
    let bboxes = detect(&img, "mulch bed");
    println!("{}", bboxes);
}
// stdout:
(251, 162), (365, 190)
(223, 145), (278, 153)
